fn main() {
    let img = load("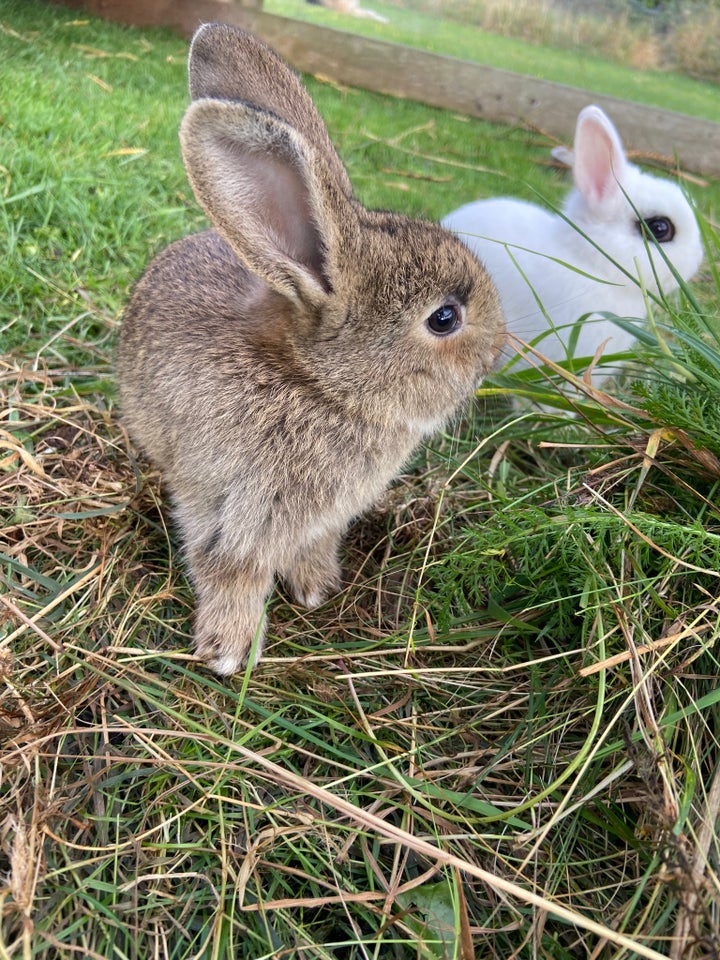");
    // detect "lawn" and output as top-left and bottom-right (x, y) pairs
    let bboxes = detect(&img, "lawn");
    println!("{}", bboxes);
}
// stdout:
(264, 0), (720, 122)
(2, 1), (720, 958)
